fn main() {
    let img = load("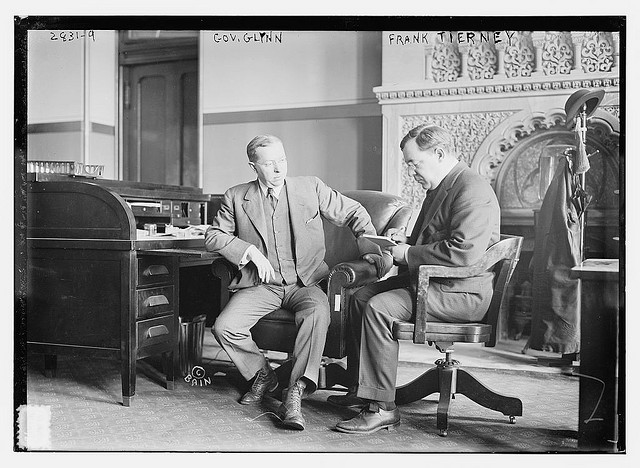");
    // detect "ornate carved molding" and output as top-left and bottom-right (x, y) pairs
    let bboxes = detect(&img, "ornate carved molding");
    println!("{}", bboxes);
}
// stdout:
(431, 37), (462, 83)
(600, 105), (620, 120)
(589, 119), (620, 152)
(581, 32), (615, 73)
(467, 32), (498, 80)
(375, 77), (620, 103)
(399, 111), (515, 209)
(472, 109), (566, 185)
(504, 31), (535, 78)
(542, 31), (574, 75)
